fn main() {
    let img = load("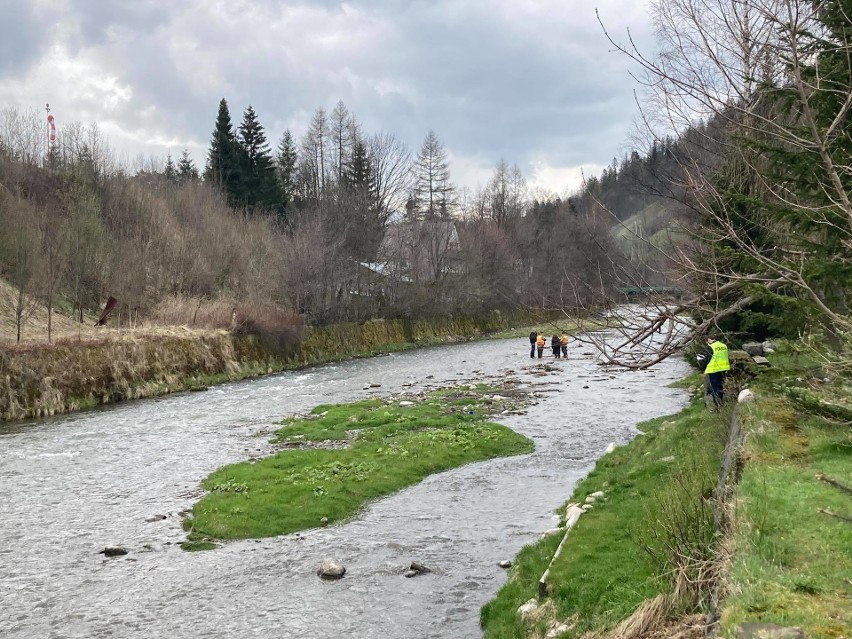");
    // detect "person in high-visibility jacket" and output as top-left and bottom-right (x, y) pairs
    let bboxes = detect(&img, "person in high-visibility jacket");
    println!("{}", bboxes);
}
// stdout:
(536, 334), (545, 359)
(697, 336), (730, 407)
(560, 334), (569, 358)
